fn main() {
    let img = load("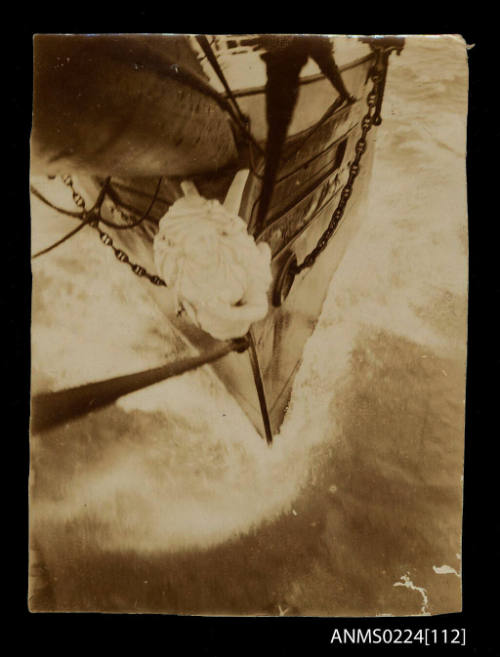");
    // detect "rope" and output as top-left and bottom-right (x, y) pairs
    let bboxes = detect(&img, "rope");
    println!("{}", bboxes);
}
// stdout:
(30, 185), (83, 219)
(31, 175), (163, 259)
(193, 36), (264, 156)
(31, 219), (91, 259)
(94, 176), (163, 230)
(195, 35), (248, 125)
